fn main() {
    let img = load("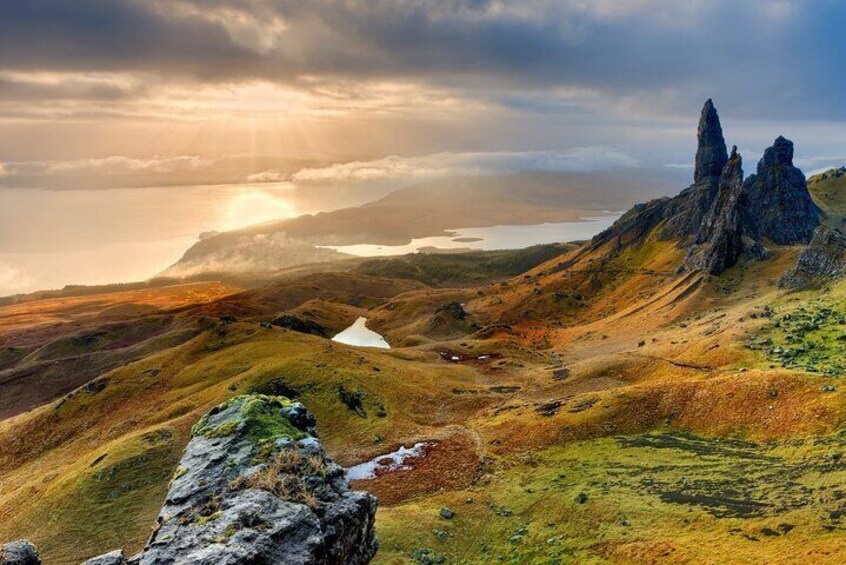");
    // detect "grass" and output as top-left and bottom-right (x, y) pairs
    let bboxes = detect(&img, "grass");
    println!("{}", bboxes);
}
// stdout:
(375, 431), (846, 564)
(354, 245), (576, 286)
(0, 324), (494, 563)
(0, 425), (182, 564)
(5, 223), (846, 564)
(748, 293), (846, 376)
(231, 448), (325, 508)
